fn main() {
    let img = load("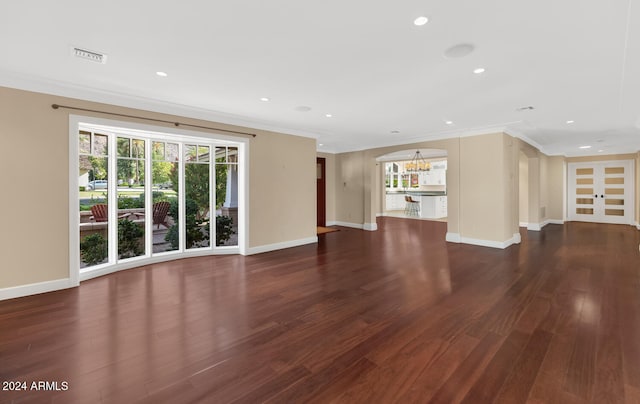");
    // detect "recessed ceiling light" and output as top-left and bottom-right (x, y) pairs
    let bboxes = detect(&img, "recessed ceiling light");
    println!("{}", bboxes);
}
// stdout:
(579, 145), (592, 149)
(260, 97), (270, 102)
(294, 106), (312, 112)
(444, 43), (475, 59)
(598, 149), (604, 153)
(156, 71), (168, 77)
(414, 16), (429, 26)
(319, 143), (324, 146)
(473, 67), (485, 74)
(325, 114), (333, 118)
(516, 106), (535, 111)
(566, 120), (575, 124)
(445, 120), (453, 125)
